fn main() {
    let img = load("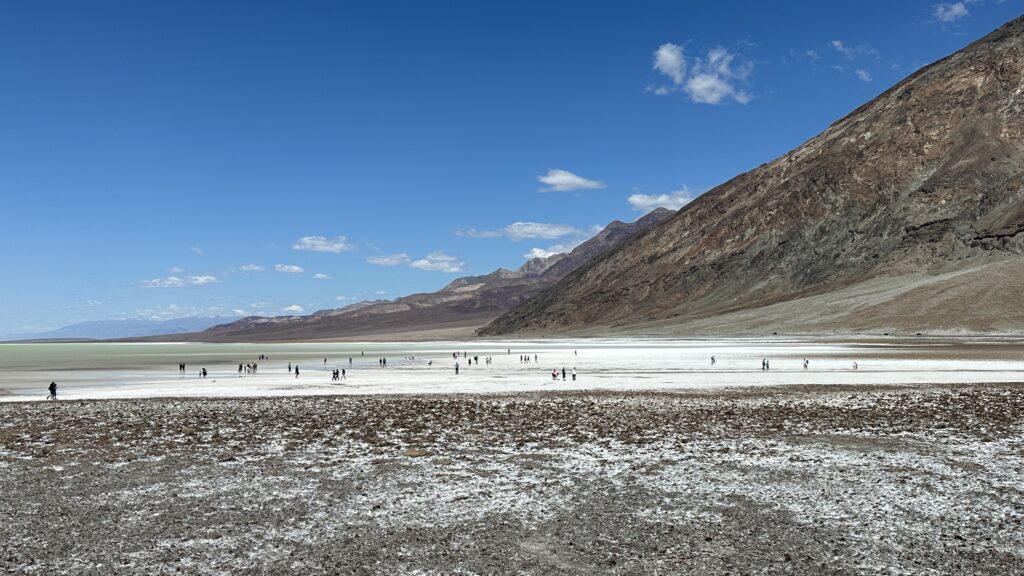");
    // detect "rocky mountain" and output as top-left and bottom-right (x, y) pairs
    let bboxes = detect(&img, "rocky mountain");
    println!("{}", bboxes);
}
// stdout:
(159, 208), (674, 342)
(481, 16), (1024, 337)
